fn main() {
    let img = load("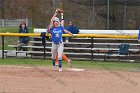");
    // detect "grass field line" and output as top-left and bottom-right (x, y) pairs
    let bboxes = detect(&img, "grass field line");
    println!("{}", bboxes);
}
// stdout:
(0, 64), (76, 71)
(0, 58), (140, 72)
(0, 64), (58, 70)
